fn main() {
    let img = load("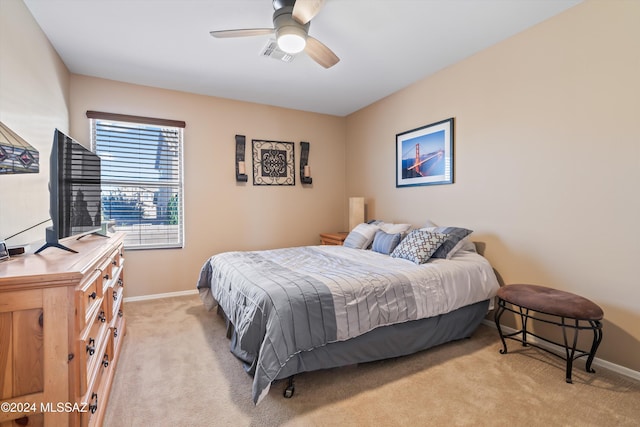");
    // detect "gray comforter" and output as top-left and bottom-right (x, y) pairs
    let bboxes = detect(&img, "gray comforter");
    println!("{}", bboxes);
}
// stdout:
(197, 245), (499, 403)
